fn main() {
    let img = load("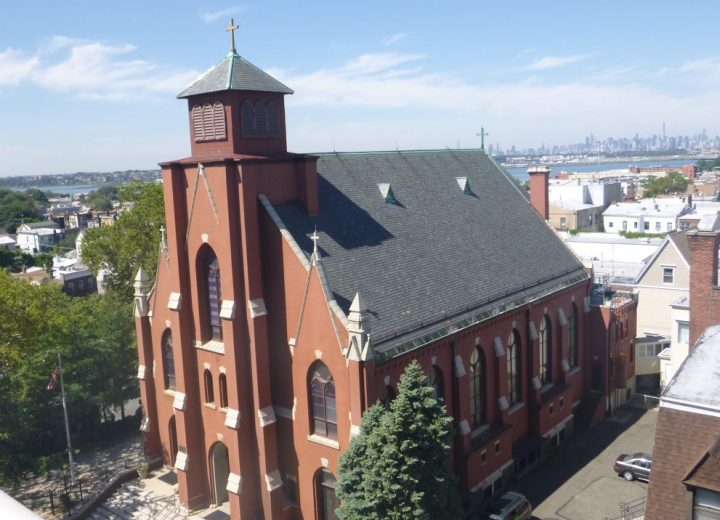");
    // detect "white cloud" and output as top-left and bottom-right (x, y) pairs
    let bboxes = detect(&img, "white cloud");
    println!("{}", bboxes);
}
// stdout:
(382, 33), (408, 46)
(200, 5), (248, 24)
(0, 39), (199, 100)
(274, 52), (720, 151)
(0, 49), (38, 86)
(525, 54), (589, 71)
